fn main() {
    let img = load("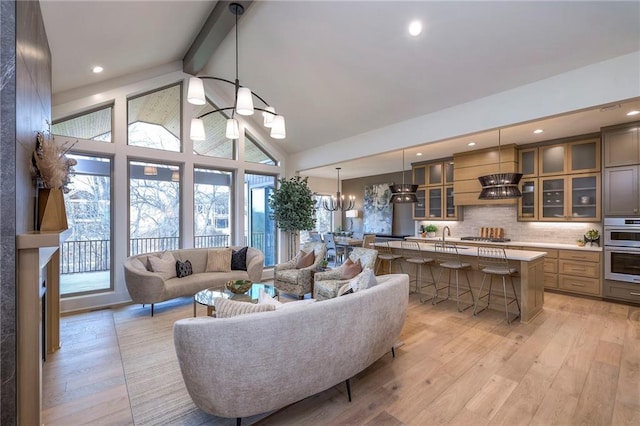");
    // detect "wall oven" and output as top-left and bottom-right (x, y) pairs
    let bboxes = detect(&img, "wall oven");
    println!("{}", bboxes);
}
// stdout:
(604, 218), (640, 284)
